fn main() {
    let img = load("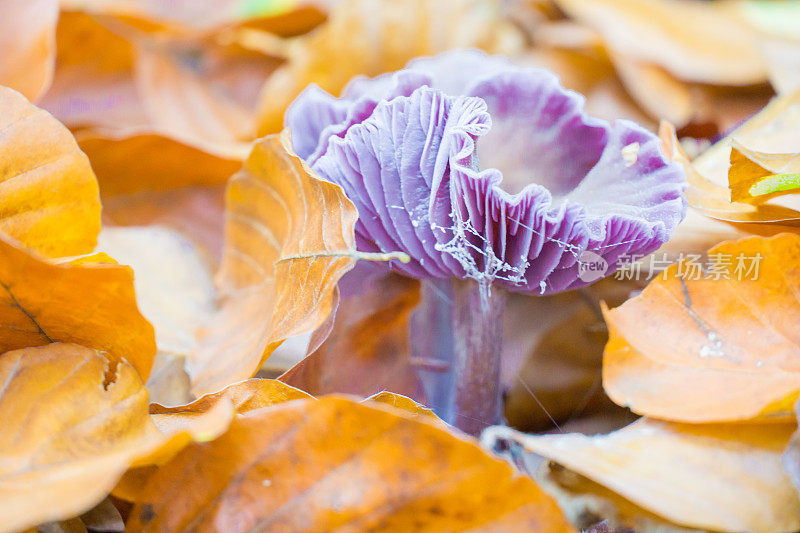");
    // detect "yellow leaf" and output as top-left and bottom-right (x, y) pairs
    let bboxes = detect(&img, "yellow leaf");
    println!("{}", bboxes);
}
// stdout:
(660, 121), (800, 225)
(0, 86), (100, 258)
(603, 233), (800, 422)
(0, 0), (57, 101)
(187, 131), (358, 396)
(554, 0), (766, 85)
(0, 344), (232, 533)
(496, 419), (800, 533)
(728, 144), (800, 204)
(255, 0), (522, 135)
(0, 233), (156, 380)
(125, 396), (575, 532)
